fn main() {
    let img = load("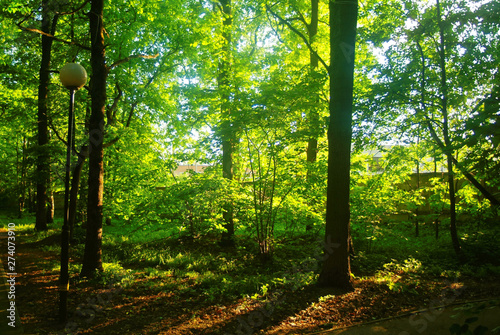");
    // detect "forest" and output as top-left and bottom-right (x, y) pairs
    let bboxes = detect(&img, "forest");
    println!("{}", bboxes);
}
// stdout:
(0, 0), (499, 334)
